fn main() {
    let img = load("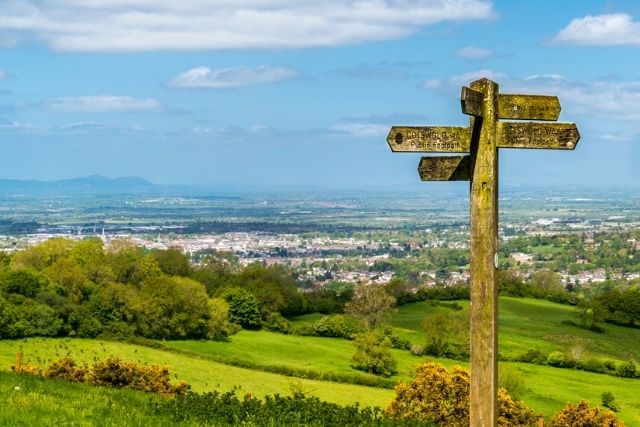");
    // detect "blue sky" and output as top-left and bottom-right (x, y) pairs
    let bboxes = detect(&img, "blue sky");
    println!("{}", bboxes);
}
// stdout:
(0, 0), (639, 189)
